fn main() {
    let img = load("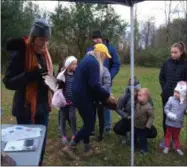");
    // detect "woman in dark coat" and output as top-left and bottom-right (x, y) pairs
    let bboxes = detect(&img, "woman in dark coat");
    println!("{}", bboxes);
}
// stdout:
(3, 19), (53, 165)
(159, 42), (187, 147)
(62, 43), (116, 159)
